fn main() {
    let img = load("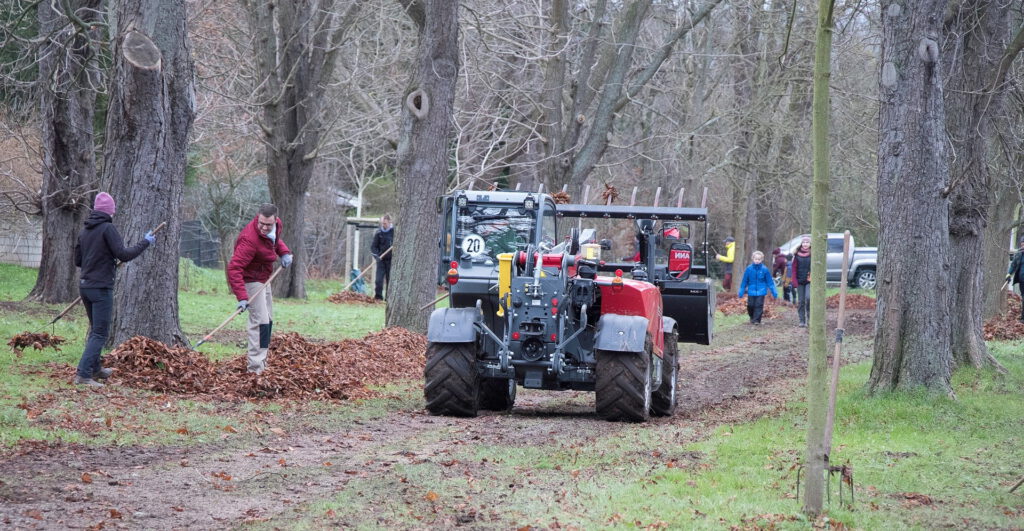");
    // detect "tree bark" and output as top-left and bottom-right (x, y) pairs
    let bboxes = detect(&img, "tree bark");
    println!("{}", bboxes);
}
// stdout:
(101, 0), (194, 347)
(942, 1), (1012, 371)
(803, 0), (833, 517)
(242, 0), (365, 299)
(868, 0), (953, 396)
(386, 0), (459, 332)
(28, 1), (103, 303)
